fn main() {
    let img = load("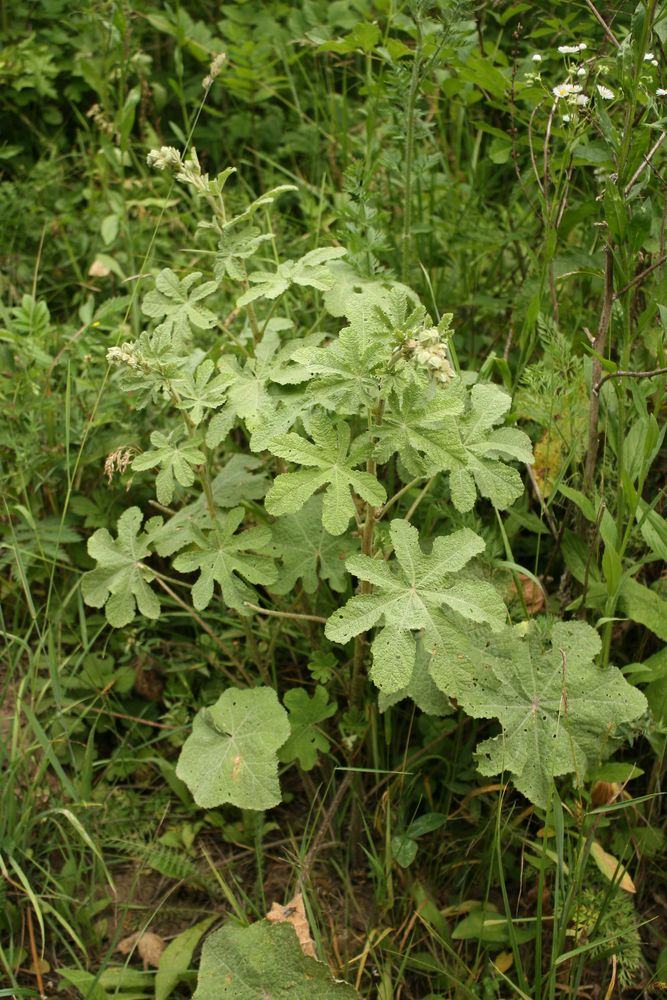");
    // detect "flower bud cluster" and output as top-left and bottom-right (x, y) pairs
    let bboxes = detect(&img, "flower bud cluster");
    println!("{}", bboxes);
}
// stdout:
(405, 327), (456, 385)
(146, 146), (209, 194)
(107, 344), (140, 369)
